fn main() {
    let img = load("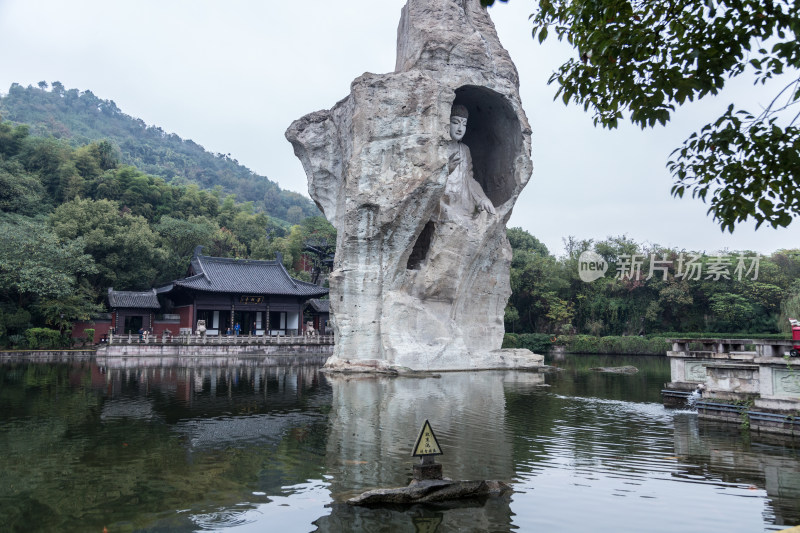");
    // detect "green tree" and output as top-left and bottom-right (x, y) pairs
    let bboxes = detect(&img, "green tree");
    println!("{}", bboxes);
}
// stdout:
(651, 280), (694, 330)
(0, 83), (319, 225)
(155, 215), (218, 280)
(49, 198), (166, 290)
(286, 205), (305, 225)
(779, 280), (800, 332)
(0, 306), (31, 338)
(17, 137), (72, 194)
(0, 214), (98, 314)
(486, 0), (799, 231)
(207, 227), (247, 258)
(35, 288), (103, 333)
(0, 120), (29, 158)
(505, 227), (570, 332)
(230, 210), (271, 253)
(0, 162), (46, 215)
(709, 293), (758, 331)
(507, 226), (549, 255)
(284, 216), (337, 275)
(155, 216), (216, 258)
